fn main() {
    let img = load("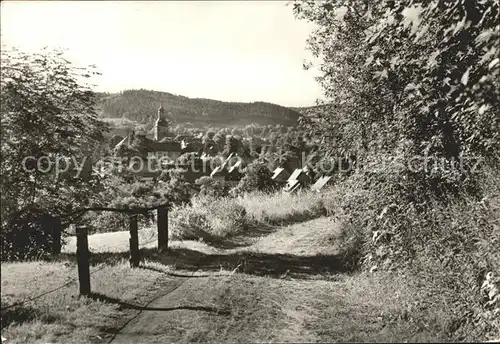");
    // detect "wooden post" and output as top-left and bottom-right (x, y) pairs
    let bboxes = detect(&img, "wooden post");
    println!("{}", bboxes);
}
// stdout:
(76, 226), (91, 296)
(52, 217), (62, 255)
(157, 207), (168, 251)
(166, 209), (169, 249)
(129, 214), (140, 267)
